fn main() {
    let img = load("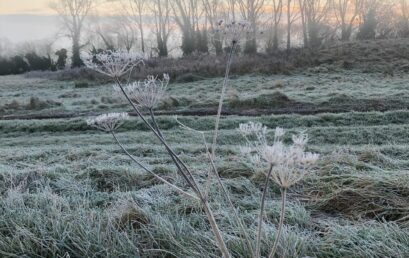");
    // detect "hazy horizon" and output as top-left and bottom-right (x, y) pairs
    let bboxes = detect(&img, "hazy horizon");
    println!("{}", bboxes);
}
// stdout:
(0, 0), (52, 15)
(0, 14), (59, 44)
(0, 0), (121, 45)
